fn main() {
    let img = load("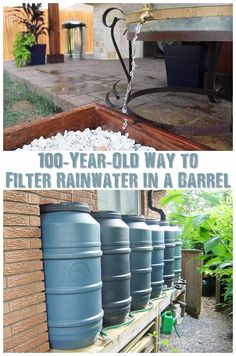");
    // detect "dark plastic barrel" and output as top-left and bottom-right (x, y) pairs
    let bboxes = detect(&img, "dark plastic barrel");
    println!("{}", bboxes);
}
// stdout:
(91, 211), (131, 326)
(174, 226), (182, 282)
(122, 215), (152, 310)
(146, 219), (165, 298)
(40, 203), (103, 350)
(160, 222), (175, 287)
